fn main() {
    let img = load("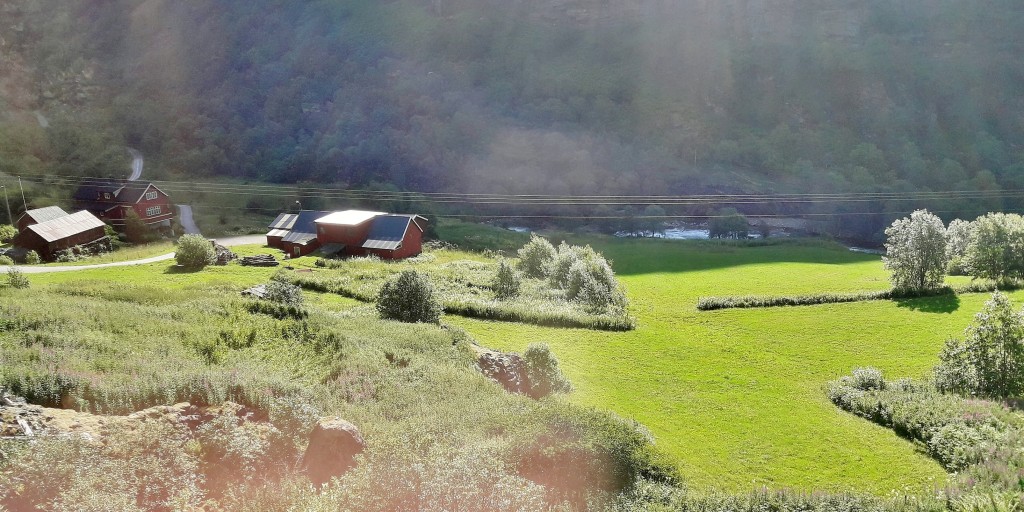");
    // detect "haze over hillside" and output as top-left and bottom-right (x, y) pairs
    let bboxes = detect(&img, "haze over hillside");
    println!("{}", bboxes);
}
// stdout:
(1, 0), (1022, 236)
